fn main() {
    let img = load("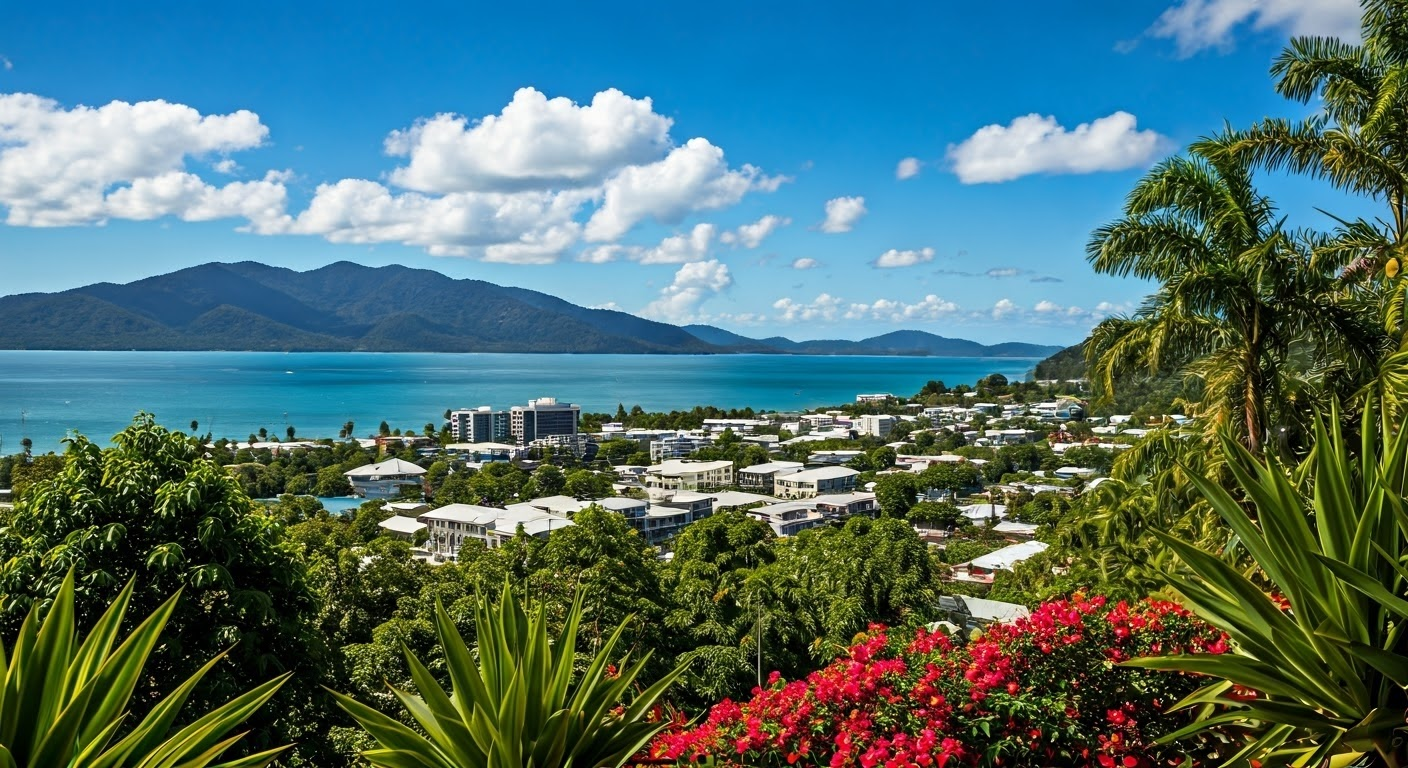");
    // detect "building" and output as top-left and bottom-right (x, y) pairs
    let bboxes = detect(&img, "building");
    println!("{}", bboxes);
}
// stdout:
(856, 393), (893, 403)
(644, 460), (734, 492)
(420, 503), (572, 559)
(856, 414), (898, 439)
(813, 491), (878, 518)
(774, 466), (859, 499)
(649, 433), (712, 461)
(510, 397), (580, 445)
(448, 406), (512, 443)
(344, 458), (427, 499)
(378, 515), (428, 540)
(748, 502), (827, 537)
(737, 461), (804, 494)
